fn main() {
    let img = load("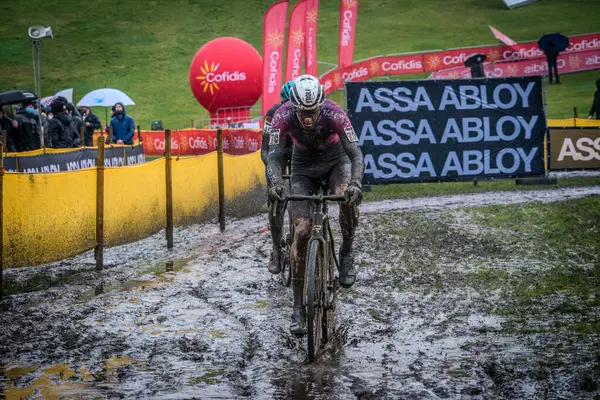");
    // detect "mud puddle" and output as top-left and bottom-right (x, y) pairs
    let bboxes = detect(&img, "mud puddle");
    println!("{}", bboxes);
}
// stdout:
(1, 186), (600, 399)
